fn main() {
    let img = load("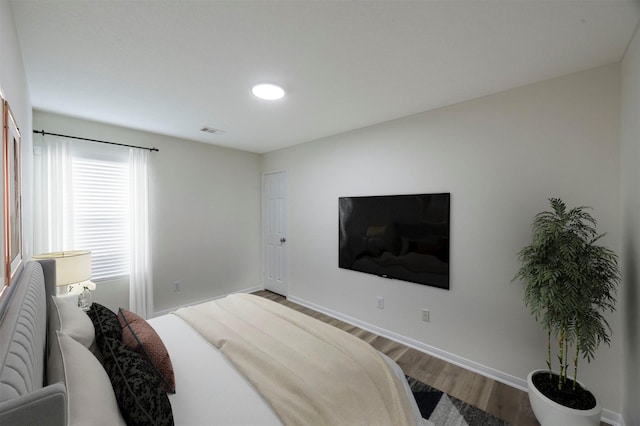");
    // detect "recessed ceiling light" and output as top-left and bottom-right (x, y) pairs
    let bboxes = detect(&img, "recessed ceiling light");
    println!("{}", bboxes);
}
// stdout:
(252, 83), (285, 101)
